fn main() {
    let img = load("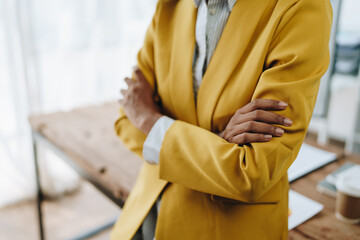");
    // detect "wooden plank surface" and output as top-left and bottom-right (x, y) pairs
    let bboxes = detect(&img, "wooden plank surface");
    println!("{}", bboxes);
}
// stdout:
(29, 102), (360, 239)
(290, 153), (360, 240)
(29, 102), (142, 203)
